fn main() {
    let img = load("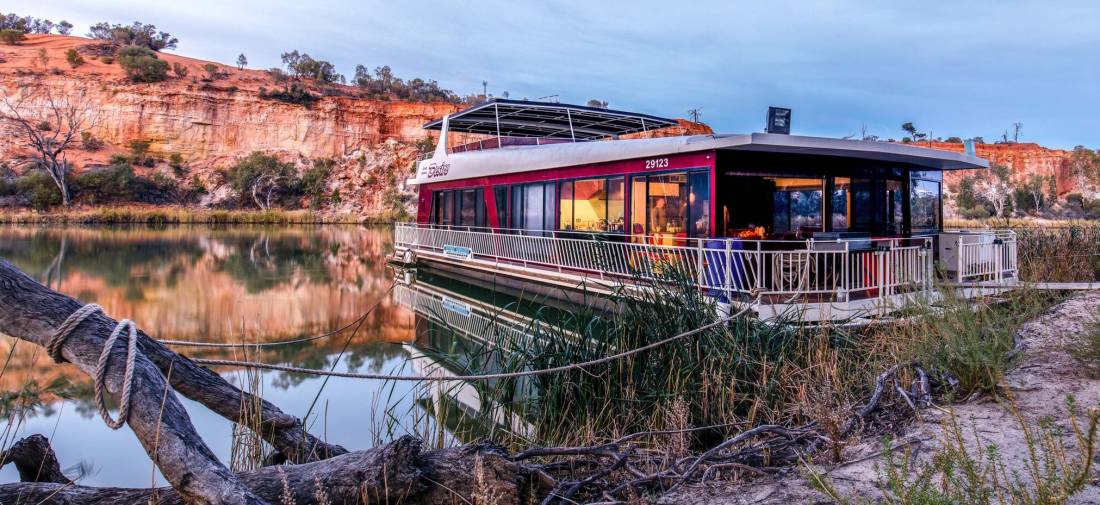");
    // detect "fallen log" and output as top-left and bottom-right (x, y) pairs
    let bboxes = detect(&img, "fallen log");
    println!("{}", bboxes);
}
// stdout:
(0, 256), (345, 463)
(0, 258), (267, 504)
(0, 434), (69, 484)
(0, 435), (543, 505)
